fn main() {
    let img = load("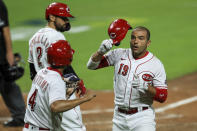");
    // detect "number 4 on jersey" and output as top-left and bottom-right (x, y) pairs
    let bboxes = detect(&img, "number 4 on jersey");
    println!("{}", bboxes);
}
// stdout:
(28, 89), (38, 111)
